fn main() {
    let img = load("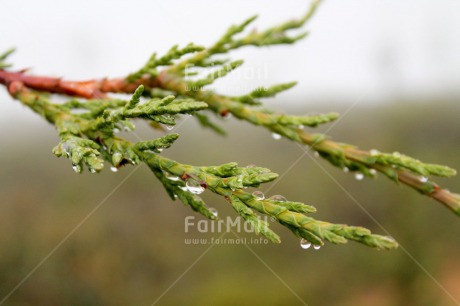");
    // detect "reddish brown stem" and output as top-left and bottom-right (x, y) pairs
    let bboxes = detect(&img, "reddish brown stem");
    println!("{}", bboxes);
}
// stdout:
(0, 69), (159, 99)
